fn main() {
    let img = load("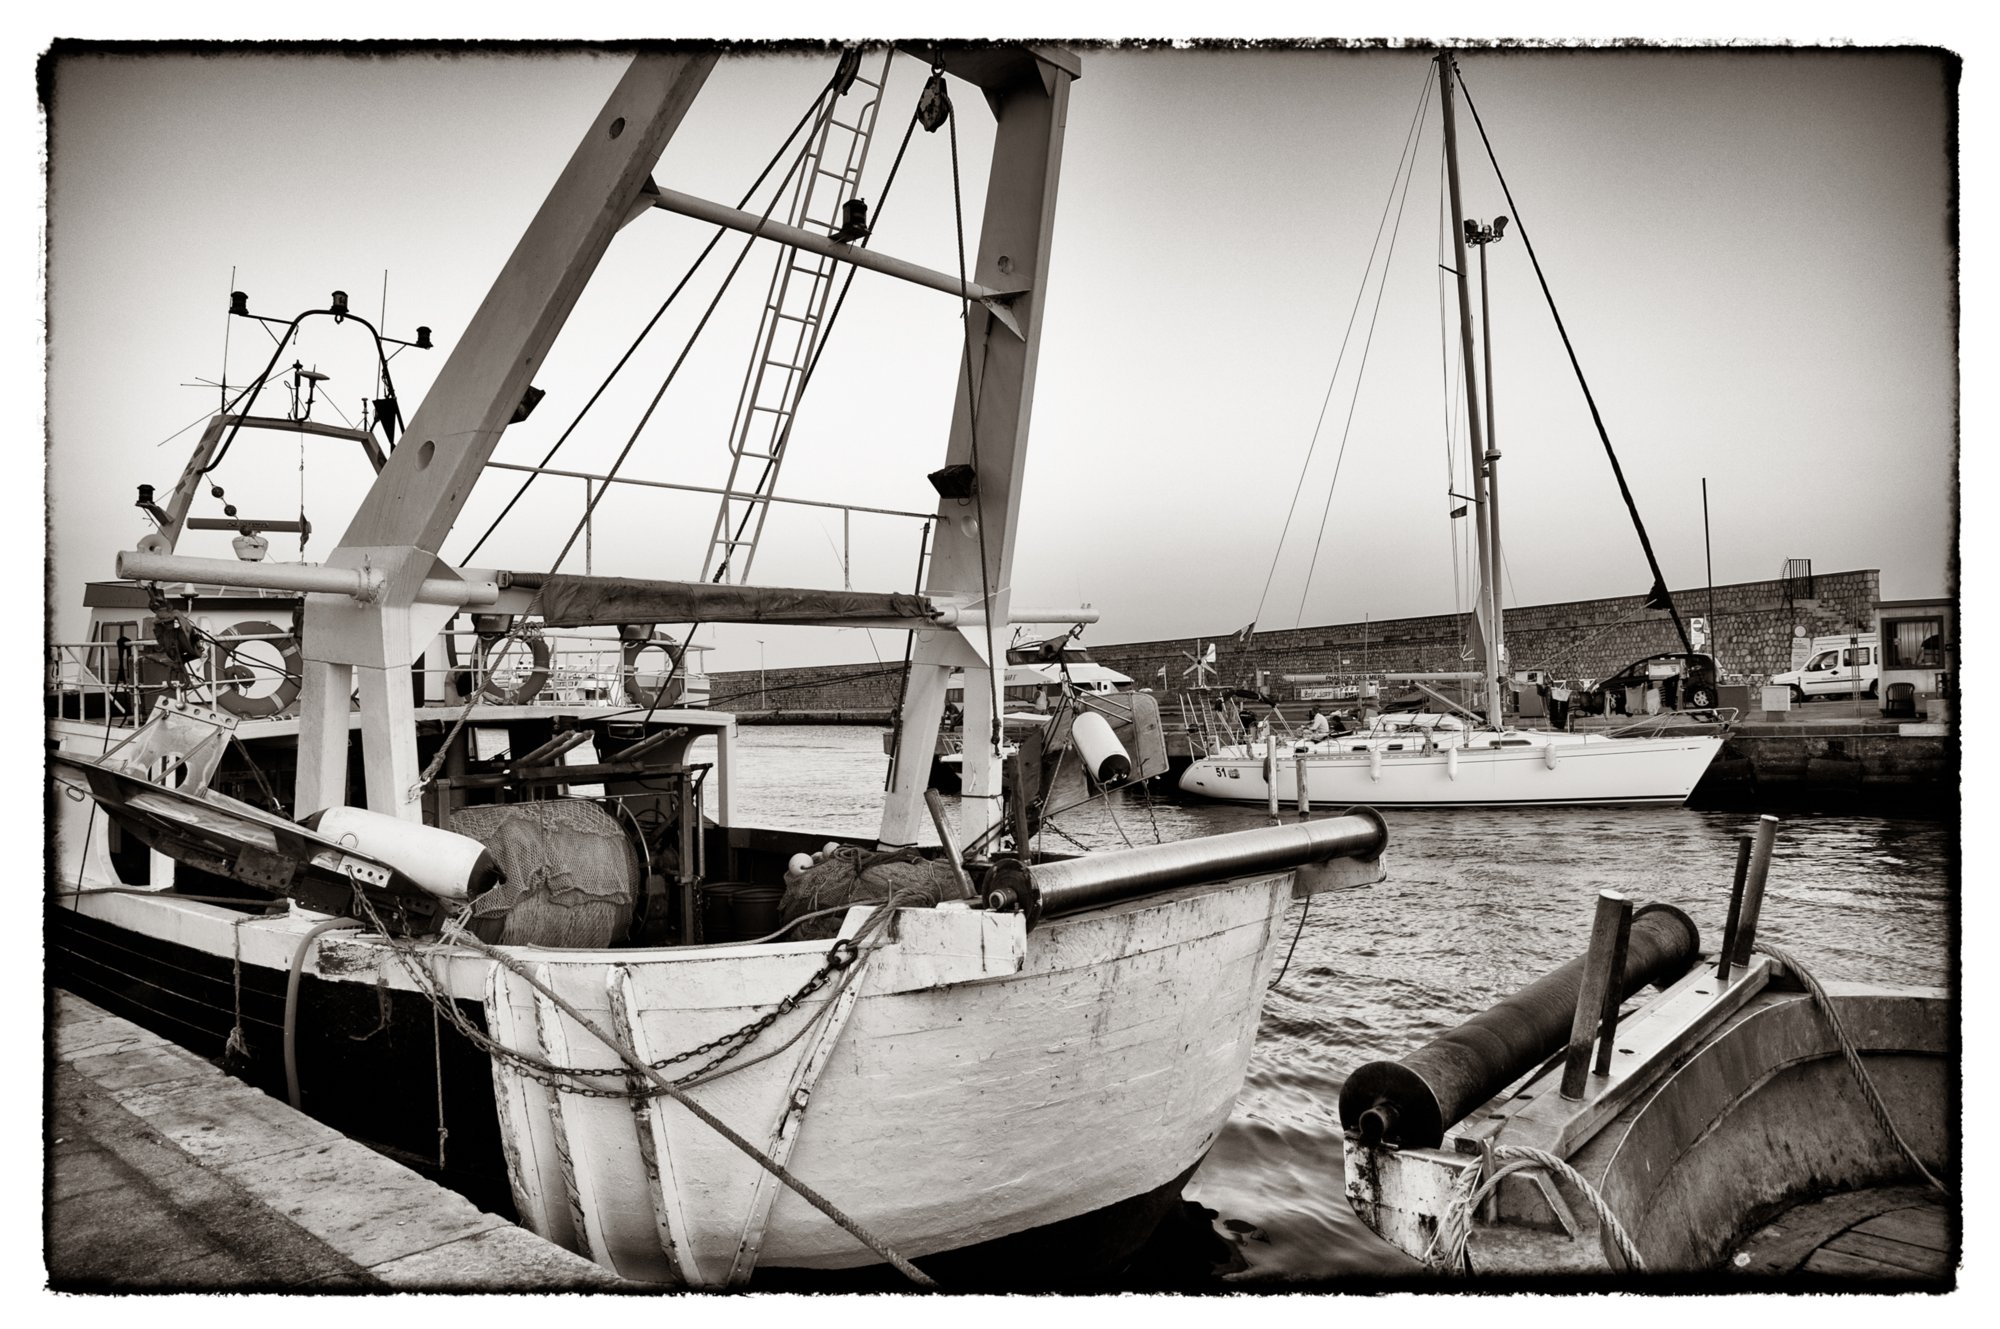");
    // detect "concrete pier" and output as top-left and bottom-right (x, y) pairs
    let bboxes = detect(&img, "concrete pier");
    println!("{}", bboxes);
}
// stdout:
(48, 990), (627, 1292)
